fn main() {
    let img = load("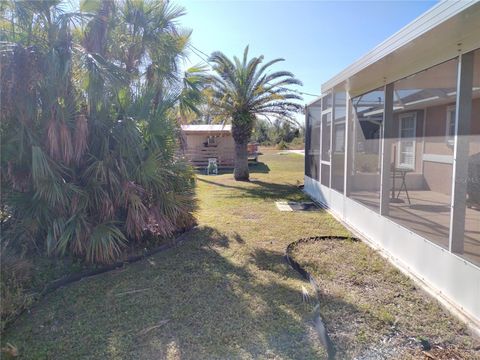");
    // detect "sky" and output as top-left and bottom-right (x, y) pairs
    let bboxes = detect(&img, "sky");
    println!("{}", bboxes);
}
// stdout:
(177, 0), (438, 106)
